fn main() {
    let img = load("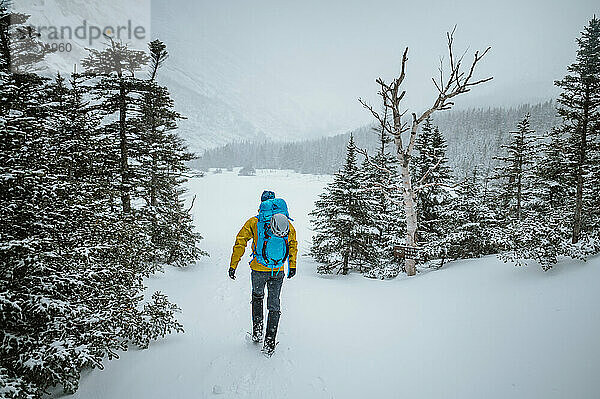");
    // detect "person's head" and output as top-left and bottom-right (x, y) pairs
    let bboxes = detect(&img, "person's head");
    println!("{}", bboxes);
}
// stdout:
(261, 190), (275, 202)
